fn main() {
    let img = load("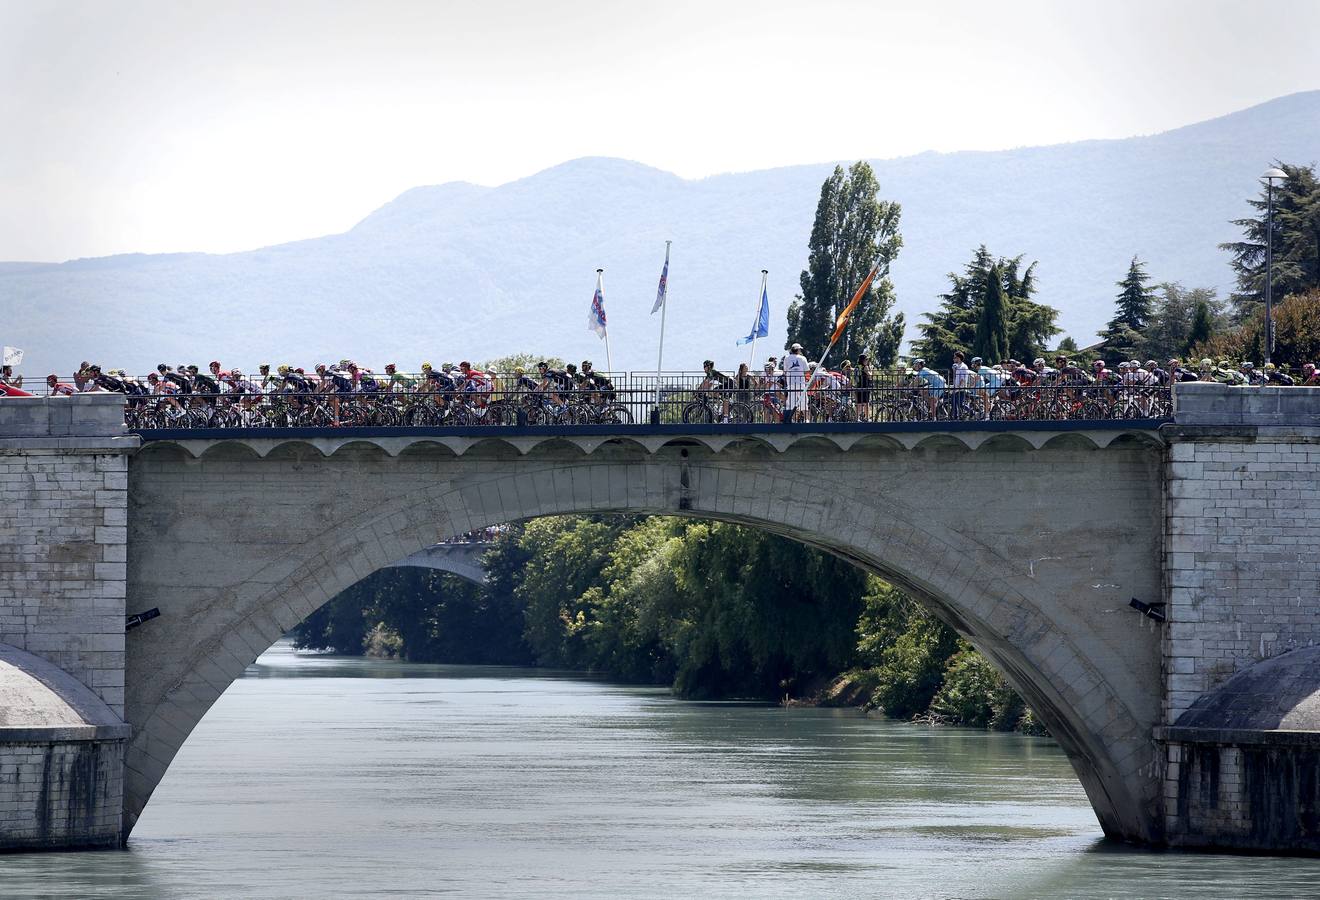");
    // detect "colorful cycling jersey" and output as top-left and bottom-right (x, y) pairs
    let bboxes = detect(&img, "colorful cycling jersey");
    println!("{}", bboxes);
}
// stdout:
(517, 374), (540, 391)
(704, 369), (734, 389)
(50, 382), (76, 396)
(164, 371), (192, 393)
(915, 368), (946, 391)
(94, 374), (126, 393)
(977, 367), (1004, 391)
(192, 372), (219, 395)
(583, 372), (613, 390)
(387, 372), (417, 392)
(282, 372), (312, 392)
(541, 369), (573, 390)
